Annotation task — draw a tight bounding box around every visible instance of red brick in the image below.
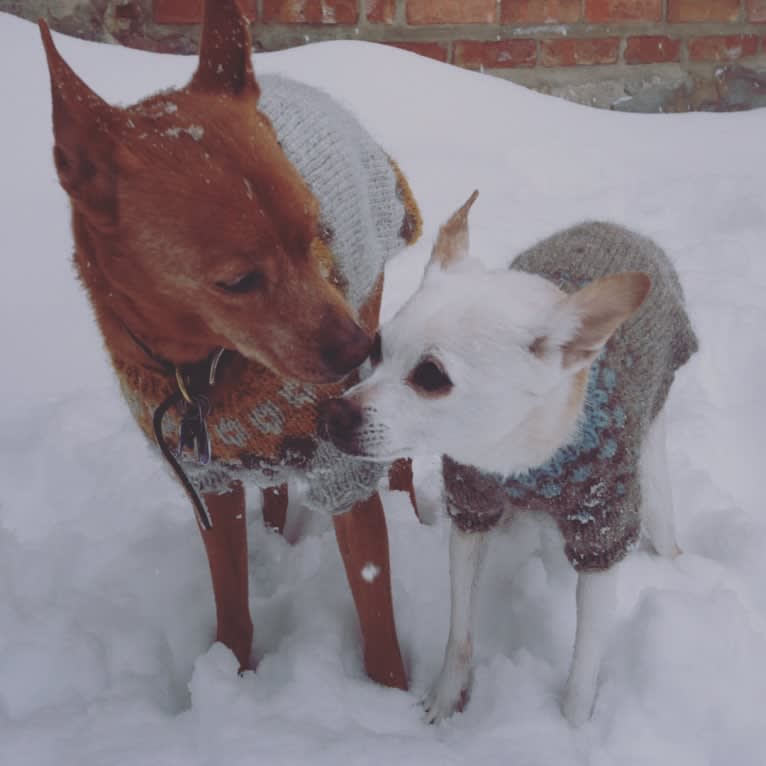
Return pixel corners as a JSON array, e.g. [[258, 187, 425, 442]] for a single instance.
[[114, 1, 141, 22], [688, 35, 759, 61], [667, 0, 740, 22], [624, 36, 681, 63], [262, 0, 358, 24], [406, 0, 496, 24], [541, 37, 619, 66], [747, 0, 766, 22], [386, 41, 449, 62], [585, 0, 661, 22], [154, 0, 202, 24], [155, 0, 257, 24], [366, 0, 396, 23], [500, 0, 581, 23], [454, 39, 537, 68]]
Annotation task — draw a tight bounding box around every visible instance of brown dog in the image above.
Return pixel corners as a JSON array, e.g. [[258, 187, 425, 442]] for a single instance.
[[39, 0, 421, 690]]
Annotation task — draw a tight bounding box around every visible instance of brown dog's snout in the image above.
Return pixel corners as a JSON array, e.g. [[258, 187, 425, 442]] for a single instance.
[[319, 312, 371, 377], [319, 397, 362, 452]]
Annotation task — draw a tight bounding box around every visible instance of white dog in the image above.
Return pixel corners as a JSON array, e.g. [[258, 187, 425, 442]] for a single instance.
[[321, 191, 698, 725]]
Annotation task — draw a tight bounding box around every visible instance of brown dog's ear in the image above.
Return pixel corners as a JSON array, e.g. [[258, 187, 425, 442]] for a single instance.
[[189, 0, 258, 97], [39, 20, 121, 230], [429, 190, 479, 271], [561, 272, 651, 368]]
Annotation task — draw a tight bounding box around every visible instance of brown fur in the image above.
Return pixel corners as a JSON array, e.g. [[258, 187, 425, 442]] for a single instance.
[[40, 0, 419, 688], [430, 190, 478, 269], [561, 272, 651, 369]]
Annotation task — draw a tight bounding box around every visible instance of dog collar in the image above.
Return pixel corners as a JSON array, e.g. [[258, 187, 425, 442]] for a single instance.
[[121, 322, 229, 531]]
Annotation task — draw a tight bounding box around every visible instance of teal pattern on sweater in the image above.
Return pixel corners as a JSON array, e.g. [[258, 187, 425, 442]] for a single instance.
[[504, 353, 623, 504]]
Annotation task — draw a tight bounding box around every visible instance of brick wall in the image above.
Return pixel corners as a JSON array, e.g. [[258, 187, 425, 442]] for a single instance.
[[5, 1, 766, 110]]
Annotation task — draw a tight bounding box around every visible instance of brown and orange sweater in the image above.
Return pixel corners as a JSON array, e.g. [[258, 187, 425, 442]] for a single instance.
[[115, 74, 421, 513]]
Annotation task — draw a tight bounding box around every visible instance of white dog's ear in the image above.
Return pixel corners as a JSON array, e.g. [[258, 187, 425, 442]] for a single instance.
[[558, 272, 651, 369], [428, 190, 479, 271]]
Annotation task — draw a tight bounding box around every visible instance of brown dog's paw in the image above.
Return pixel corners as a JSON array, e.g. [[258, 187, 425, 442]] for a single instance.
[[364, 644, 408, 691], [216, 622, 254, 674]]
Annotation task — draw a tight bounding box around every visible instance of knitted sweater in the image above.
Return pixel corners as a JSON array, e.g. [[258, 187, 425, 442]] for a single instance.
[[444, 222, 698, 571], [259, 75, 420, 312], [116, 75, 421, 514]]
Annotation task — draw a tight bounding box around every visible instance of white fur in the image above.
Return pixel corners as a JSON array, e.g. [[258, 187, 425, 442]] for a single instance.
[[334, 196, 679, 725], [422, 526, 487, 723], [562, 566, 619, 725], [639, 410, 682, 558], [343, 264, 582, 474]]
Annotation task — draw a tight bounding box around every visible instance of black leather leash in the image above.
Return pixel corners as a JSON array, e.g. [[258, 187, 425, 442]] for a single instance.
[[153, 388, 213, 530], [123, 323, 225, 531]]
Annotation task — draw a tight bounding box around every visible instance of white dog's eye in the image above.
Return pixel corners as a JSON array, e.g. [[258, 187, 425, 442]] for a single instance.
[[408, 358, 453, 396], [369, 332, 382, 366]]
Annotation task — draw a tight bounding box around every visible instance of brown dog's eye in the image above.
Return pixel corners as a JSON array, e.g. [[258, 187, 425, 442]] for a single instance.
[[216, 270, 265, 294], [369, 333, 382, 366], [409, 358, 453, 395]]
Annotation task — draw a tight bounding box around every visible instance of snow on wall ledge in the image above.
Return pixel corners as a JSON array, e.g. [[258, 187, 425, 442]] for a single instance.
[[3, 0, 766, 111], [1, 13, 766, 766]]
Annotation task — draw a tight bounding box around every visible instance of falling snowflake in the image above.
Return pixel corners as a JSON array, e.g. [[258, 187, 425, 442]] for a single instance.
[[361, 563, 380, 583]]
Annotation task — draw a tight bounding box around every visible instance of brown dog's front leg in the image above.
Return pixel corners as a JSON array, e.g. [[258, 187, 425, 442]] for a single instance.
[[200, 481, 253, 671], [334, 492, 407, 690], [262, 483, 288, 535], [388, 458, 420, 521]]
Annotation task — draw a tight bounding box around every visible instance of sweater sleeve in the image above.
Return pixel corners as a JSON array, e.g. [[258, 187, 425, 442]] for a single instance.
[[301, 440, 386, 515]]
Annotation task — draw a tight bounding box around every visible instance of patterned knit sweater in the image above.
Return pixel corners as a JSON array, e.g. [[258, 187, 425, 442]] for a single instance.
[[116, 75, 421, 513], [444, 222, 698, 571]]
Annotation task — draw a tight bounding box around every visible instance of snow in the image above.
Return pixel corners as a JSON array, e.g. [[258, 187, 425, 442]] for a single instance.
[[162, 125, 204, 141], [1, 12, 766, 765], [361, 563, 381, 584]]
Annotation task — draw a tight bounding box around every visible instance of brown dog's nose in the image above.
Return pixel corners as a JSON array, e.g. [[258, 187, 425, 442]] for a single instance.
[[318, 398, 362, 452], [319, 312, 371, 377]]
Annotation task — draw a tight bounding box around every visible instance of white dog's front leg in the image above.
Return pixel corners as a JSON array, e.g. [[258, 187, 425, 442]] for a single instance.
[[639, 408, 682, 558], [562, 566, 618, 726], [423, 524, 488, 724]]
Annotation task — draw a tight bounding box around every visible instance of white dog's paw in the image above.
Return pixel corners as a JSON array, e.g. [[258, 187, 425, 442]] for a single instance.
[[421, 666, 472, 724], [561, 682, 594, 727]]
